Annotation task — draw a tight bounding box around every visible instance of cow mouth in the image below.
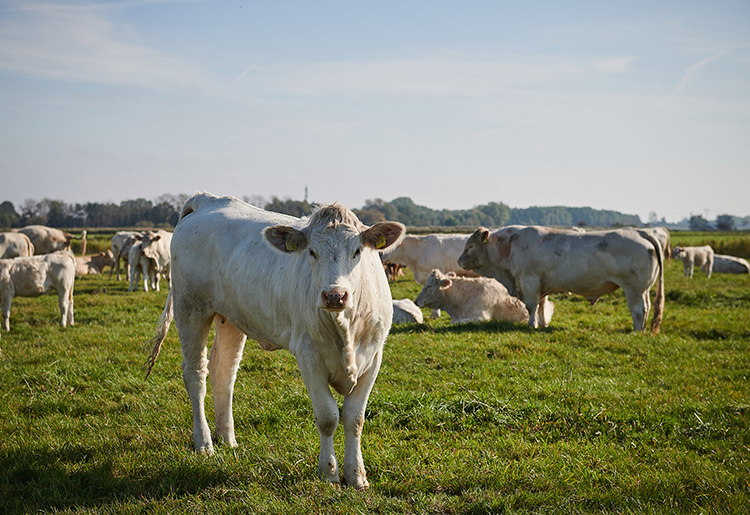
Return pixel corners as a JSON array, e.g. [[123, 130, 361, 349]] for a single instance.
[[320, 290, 349, 311]]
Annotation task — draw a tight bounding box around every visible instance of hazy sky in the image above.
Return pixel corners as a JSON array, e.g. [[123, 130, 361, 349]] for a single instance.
[[1, 0, 748, 223]]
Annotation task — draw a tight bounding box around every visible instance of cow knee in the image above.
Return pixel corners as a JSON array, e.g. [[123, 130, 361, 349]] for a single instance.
[[315, 409, 339, 438]]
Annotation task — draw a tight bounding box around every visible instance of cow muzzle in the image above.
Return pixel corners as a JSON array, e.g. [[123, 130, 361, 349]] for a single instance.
[[321, 289, 349, 311]]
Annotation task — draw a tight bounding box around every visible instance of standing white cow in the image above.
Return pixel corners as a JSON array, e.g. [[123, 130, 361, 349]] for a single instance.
[[0, 250, 76, 332], [415, 269, 551, 324], [139, 230, 172, 291], [458, 226, 664, 333], [128, 242, 158, 292], [17, 225, 82, 255], [382, 233, 478, 285], [0, 232, 34, 258], [672, 245, 714, 278], [110, 231, 143, 281], [145, 193, 404, 489]]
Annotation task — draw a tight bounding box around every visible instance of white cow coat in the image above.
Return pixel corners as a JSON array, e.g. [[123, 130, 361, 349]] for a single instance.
[[146, 193, 404, 490], [672, 245, 714, 278], [0, 232, 34, 258], [0, 250, 75, 332]]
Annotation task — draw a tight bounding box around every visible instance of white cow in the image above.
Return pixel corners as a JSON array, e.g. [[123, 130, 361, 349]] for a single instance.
[[110, 231, 143, 281], [128, 242, 158, 291], [145, 193, 404, 489], [672, 245, 714, 278], [75, 249, 116, 276], [392, 298, 424, 324], [17, 225, 81, 255], [139, 230, 172, 291], [382, 233, 478, 285], [0, 232, 34, 258], [415, 269, 553, 324], [458, 226, 664, 333], [640, 227, 671, 260], [0, 250, 76, 332], [712, 254, 750, 274]]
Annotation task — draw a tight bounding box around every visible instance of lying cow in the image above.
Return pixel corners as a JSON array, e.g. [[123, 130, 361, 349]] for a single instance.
[[0, 250, 76, 332], [672, 245, 714, 278], [128, 242, 158, 292], [712, 254, 750, 274], [392, 298, 424, 324], [415, 269, 553, 324], [139, 230, 172, 291], [0, 232, 34, 258], [75, 249, 116, 276], [458, 226, 664, 333], [110, 231, 143, 281], [145, 193, 404, 489]]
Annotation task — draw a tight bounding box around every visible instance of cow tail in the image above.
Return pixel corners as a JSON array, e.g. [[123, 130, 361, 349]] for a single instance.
[[144, 287, 175, 379], [639, 230, 664, 334]]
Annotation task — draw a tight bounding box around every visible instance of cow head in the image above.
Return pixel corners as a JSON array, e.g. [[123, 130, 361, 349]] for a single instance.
[[264, 205, 405, 312], [415, 269, 454, 309], [458, 227, 492, 271], [140, 231, 162, 260]]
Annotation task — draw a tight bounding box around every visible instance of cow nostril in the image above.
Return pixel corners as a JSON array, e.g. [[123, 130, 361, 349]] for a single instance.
[[322, 290, 348, 307]]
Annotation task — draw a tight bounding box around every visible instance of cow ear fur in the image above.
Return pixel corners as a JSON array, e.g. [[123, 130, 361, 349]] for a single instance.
[[439, 278, 452, 289], [264, 226, 308, 253], [362, 222, 405, 251]]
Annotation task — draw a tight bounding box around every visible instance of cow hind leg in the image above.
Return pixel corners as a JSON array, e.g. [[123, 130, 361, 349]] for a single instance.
[[177, 309, 215, 454], [208, 316, 247, 447], [57, 288, 72, 327], [2, 295, 12, 332]]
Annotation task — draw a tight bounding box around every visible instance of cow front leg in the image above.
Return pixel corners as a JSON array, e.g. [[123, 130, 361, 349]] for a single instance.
[[296, 348, 340, 485], [342, 348, 382, 490], [177, 311, 215, 454], [1, 294, 12, 332], [208, 316, 247, 447], [518, 277, 541, 328], [624, 288, 649, 332], [536, 295, 550, 328]]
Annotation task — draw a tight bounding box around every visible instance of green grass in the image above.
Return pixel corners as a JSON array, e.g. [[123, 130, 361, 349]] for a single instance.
[[1, 245, 749, 514]]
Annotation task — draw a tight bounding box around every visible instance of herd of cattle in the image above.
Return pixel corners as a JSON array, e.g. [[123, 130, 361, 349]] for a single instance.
[[2, 194, 749, 489]]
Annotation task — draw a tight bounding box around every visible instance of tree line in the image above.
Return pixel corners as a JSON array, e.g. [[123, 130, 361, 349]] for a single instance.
[[0, 194, 745, 231]]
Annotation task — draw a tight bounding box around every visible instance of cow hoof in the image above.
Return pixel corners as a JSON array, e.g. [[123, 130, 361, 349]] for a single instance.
[[347, 476, 369, 491]]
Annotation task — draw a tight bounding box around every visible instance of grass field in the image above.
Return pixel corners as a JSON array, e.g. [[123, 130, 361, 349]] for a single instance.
[[1, 233, 749, 514]]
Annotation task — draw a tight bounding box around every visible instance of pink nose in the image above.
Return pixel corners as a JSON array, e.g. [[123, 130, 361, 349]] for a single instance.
[[321, 290, 349, 310]]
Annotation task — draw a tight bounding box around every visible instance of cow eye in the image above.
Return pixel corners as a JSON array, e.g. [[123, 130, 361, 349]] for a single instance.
[[353, 247, 362, 258], [309, 249, 318, 259]]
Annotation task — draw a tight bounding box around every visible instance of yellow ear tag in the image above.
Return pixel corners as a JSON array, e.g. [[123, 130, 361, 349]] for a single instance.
[[285, 238, 297, 252], [376, 234, 387, 249]]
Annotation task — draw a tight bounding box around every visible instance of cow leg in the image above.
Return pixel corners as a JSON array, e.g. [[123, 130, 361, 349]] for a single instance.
[[208, 315, 246, 447], [624, 288, 649, 332], [296, 346, 341, 485], [67, 287, 74, 327], [688, 261, 694, 278], [56, 288, 71, 327], [518, 277, 541, 328], [342, 348, 382, 490], [1, 294, 12, 332], [536, 295, 550, 328], [177, 308, 215, 454]]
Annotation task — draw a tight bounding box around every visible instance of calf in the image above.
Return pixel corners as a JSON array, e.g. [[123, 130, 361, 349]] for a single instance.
[[110, 231, 143, 281], [672, 245, 714, 278], [128, 242, 158, 292], [415, 269, 553, 324], [75, 249, 116, 276], [145, 193, 404, 489], [139, 230, 172, 290], [0, 250, 76, 332]]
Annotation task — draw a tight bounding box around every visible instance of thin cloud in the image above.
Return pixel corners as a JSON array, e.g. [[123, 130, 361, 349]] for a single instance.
[[671, 49, 731, 95]]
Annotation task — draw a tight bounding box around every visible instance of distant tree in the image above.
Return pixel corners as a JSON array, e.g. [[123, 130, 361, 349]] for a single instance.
[[715, 214, 735, 231], [0, 201, 19, 228], [689, 215, 711, 231]]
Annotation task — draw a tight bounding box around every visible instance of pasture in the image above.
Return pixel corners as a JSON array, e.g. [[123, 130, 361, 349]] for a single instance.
[[1, 232, 749, 514]]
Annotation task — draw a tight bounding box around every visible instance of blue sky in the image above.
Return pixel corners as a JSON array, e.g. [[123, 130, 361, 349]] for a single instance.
[[1, 0, 748, 223]]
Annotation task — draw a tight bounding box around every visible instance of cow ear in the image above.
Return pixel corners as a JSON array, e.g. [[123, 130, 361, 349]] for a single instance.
[[481, 229, 490, 244], [363, 222, 405, 251], [439, 278, 452, 289], [263, 226, 308, 253], [150, 235, 162, 242]]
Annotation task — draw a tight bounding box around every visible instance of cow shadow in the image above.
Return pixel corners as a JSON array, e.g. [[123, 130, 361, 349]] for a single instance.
[[389, 319, 560, 335]]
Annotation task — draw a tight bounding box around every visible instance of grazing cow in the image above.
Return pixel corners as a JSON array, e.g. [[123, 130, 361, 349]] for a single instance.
[[0, 232, 34, 258], [139, 230, 172, 291], [415, 269, 553, 324], [458, 226, 664, 333], [17, 225, 81, 255], [145, 193, 404, 489], [672, 245, 714, 278], [392, 298, 424, 324], [75, 249, 116, 276], [0, 250, 76, 332], [128, 242, 158, 291], [712, 254, 750, 274], [110, 231, 143, 281]]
